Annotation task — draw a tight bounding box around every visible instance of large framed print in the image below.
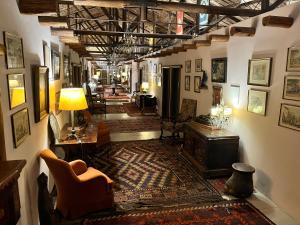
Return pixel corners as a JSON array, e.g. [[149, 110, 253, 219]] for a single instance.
[[11, 108, 30, 148], [32, 66, 49, 123], [195, 59, 202, 72], [247, 89, 268, 116], [185, 60, 191, 73], [287, 47, 300, 72], [248, 58, 272, 86], [283, 75, 300, 101], [52, 49, 60, 80], [194, 76, 201, 93], [185, 75, 190, 91], [3, 32, 25, 69], [279, 104, 300, 131], [7, 73, 26, 109], [211, 58, 227, 83], [212, 85, 222, 106]]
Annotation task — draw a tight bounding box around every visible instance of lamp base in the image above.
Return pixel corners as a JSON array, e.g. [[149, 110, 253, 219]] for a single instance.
[[65, 130, 78, 140]]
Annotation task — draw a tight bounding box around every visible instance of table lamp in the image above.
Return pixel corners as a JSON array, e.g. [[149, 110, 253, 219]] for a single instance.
[[59, 88, 88, 139], [141, 82, 149, 93]]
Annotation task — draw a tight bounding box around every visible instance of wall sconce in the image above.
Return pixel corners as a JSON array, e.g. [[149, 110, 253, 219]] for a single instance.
[[210, 103, 233, 128], [141, 82, 149, 93]]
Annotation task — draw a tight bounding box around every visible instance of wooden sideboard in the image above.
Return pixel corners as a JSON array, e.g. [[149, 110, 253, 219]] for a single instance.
[[0, 160, 26, 225], [183, 122, 239, 178]]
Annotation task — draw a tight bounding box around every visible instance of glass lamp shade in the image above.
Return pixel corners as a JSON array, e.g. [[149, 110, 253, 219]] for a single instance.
[[59, 88, 88, 111]]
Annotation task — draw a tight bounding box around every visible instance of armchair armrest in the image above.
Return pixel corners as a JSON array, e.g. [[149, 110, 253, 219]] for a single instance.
[[69, 160, 87, 175], [77, 167, 113, 188]]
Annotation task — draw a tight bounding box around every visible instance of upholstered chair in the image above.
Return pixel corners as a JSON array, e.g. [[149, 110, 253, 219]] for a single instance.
[[160, 98, 197, 139], [40, 149, 114, 219]]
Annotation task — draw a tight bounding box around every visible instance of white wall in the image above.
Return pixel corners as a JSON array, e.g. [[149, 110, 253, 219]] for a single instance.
[[142, 2, 300, 220], [0, 0, 79, 224]]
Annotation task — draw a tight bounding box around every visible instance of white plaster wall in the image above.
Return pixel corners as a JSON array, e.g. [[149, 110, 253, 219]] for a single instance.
[[142, 2, 300, 220], [0, 0, 78, 224]]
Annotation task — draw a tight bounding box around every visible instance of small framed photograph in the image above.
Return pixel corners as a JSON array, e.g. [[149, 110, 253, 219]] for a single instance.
[[3, 32, 25, 69], [195, 59, 202, 72], [185, 60, 191, 73], [212, 85, 222, 106], [211, 58, 227, 83], [247, 89, 268, 116], [279, 103, 300, 131], [283, 75, 300, 101], [43, 43, 52, 80], [248, 58, 272, 86], [32, 66, 49, 123], [194, 76, 201, 93], [11, 108, 30, 148], [185, 76, 190, 91], [52, 49, 60, 80], [287, 47, 300, 72], [7, 73, 26, 109]]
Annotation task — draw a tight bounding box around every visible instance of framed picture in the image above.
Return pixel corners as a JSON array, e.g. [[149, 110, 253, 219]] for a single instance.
[[195, 59, 202, 72], [63, 55, 70, 79], [185, 60, 191, 73], [11, 108, 30, 148], [248, 58, 272, 86], [212, 85, 222, 106], [287, 47, 300, 72], [55, 91, 61, 115], [247, 89, 268, 116], [283, 75, 300, 101], [43, 43, 52, 79], [153, 63, 157, 74], [158, 63, 162, 74], [32, 66, 49, 123], [185, 76, 190, 91], [194, 76, 201, 93], [52, 49, 60, 80], [279, 103, 300, 131], [7, 73, 26, 109], [200, 71, 208, 89], [3, 32, 25, 69], [211, 58, 227, 83]]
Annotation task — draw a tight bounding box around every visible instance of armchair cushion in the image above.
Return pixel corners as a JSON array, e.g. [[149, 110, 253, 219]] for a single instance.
[[69, 160, 87, 175]]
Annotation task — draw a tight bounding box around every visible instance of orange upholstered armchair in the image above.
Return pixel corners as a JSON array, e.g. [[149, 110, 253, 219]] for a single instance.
[[40, 149, 114, 219]]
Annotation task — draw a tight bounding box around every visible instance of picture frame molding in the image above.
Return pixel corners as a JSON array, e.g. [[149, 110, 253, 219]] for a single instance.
[[185, 75, 190, 91], [247, 89, 268, 116], [185, 60, 191, 73], [7, 73, 27, 110], [247, 57, 272, 87], [286, 46, 300, 72], [11, 107, 30, 148], [211, 57, 227, 83], [195, 58, 202, 72], [51, 48, 60, 80], [194, 76, 201, 93], [3, 32, 25, 69], [283, 75, 300, 101], [278, 103, 300, 132]]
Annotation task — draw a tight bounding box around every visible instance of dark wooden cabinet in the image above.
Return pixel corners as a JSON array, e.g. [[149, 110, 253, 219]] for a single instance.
[[0, 160, 26, 225], [183, 122, 239, 178]]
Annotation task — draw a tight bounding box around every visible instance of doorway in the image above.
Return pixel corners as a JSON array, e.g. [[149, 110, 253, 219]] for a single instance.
[[161, 66, 181, 120]]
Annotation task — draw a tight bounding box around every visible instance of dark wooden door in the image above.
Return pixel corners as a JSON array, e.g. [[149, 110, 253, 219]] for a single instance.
[[162, 67, 170, 119], [170, 67, 181, 120]]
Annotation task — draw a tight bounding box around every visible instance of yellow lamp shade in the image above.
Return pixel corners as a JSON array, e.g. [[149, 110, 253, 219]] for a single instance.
[[59, 88, 88, 111], [141, 82, 149, 92], [11, 87, 25, 108]]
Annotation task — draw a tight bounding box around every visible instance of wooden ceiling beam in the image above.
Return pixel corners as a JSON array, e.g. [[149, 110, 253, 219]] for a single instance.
[[230, 26, 256, 36], [262, 16, 294, 28], [17, 0, 57, 14], [59, 36, 80, 43], [51, 28, 74, 37], [85, 43, 164, 48], [182, 43, 197, 50], [73, 0, 261, 17], [38, 16, 68, 28], [74, 29, 193, 39], [88, 51, 145, 55]]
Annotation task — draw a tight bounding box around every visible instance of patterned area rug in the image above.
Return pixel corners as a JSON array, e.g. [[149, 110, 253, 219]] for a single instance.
[[106, 105, 126, 114], [83, 200, 275, 225], [103, 117, 161, 133], [123, 102, 157, 117], [88, 140, 222, 210]]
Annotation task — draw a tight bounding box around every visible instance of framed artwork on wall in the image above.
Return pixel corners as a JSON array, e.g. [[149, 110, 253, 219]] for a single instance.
[[194, 76, 201, 93], [212, 85, 222, 106], [55, 91, 61, 115], [287, 47, 300, 72], [283, 75, 300, 101], [200, 71, 208, 89], [43, 43, 52, 80], [247, 89, 268, 116], [158, 63, 162, 74], [7, 73, 26, 109], [153, 63, 157, 74], [32, 66, 49, 123], [185, 75, 190, 91], [211, 58, 227, 83], [195, 59, 202, 72], [51, 49, 60, 80], [279, 103, 300, 132], [3, 32, 25, 69], [248, 58, 272, 86], [11, 108, 30, 148], [185, 60, 191, 73], [63, 55, 70, 80]]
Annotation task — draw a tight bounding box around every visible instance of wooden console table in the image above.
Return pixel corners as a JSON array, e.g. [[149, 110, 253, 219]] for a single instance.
[[0, 160, 26, 225], [183, 122, 239, 178]]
